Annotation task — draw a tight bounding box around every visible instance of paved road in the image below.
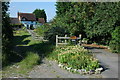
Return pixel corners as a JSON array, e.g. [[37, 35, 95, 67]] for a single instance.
[[86, 47, 119, 78]]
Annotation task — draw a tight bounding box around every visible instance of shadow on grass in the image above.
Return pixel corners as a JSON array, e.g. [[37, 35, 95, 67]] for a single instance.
[[3, 33, 55, 67], [12, 35, 31, 46]]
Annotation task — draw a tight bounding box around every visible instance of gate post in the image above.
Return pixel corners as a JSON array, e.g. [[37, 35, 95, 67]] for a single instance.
[[65, 34, 67, 43], [79, 34, 81, 39], [79, 34, 82, 45], [56, 35, 58, 47]]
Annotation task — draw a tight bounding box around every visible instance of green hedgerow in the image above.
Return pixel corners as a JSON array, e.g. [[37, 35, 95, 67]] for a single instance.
[[109, 26, 120, 53]]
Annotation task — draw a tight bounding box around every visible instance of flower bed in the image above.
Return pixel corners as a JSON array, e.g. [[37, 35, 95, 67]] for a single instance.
[[54, 45, 102, 74]]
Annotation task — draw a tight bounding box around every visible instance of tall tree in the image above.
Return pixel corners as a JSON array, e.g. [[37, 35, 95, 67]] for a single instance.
[[33, 9, 47, 22], [84, 2, 120, 44], [55, 2, 92, 36], [2, 2, 13, 66], [55, 2, 120, 44], [55, 2, 72, 17]]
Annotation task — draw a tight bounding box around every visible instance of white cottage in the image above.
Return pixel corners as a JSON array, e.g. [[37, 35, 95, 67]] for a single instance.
[[18, 12, 37, 29]]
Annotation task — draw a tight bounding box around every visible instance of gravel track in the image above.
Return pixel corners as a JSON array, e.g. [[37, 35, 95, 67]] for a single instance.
[[28, 58, 102, 78]]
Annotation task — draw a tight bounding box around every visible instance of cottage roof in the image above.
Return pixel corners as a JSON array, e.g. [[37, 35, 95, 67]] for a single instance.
[[10, 18, 21, 25], [38, 18, 45, 24], [18, 12, 36, 21]]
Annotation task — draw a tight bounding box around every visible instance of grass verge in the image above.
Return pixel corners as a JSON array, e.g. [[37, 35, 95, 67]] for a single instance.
[[2, 29, 40, 78]]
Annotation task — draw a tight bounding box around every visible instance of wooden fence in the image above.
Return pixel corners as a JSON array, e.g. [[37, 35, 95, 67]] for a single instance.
[[56, 34, 82, 47]]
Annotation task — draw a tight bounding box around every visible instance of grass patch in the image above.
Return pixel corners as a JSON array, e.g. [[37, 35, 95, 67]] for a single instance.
[[17, 52, 40, 74], [2, 52, 40, 77], [2, 29, 41, 77]]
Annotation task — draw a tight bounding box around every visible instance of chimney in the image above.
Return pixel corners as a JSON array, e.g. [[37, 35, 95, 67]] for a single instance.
[[18, 11, 19, 18], [18, 11, 21, 21]]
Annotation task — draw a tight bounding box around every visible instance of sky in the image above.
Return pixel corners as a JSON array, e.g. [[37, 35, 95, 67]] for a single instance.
[[9, 2, 57, 22]]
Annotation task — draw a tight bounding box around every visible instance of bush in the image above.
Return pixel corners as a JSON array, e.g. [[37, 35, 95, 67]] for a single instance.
[[34, 24, 50, 36], [34, 26, 45, 36], [44, 26, 69, 43], [10, 24, 22, 30], [52, 45, 100, 71], [109, 26, 120, 53]]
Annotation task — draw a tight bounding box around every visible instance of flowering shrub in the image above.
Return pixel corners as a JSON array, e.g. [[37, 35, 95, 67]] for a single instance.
[[56, 46, 100, 71]]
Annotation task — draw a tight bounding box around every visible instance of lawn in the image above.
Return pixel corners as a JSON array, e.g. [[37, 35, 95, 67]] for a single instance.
[[2, 29, 41, 77]]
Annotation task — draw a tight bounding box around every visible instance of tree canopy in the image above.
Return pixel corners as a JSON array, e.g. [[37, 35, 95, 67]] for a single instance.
[[33, 9, 47, 22], [54, 2, 120, 44], [2, 2, 13, 66]]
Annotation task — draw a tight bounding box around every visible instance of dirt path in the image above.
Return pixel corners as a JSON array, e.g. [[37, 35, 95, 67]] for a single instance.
[[28, 58, 102, 78], [27, 29, 44, 41]]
